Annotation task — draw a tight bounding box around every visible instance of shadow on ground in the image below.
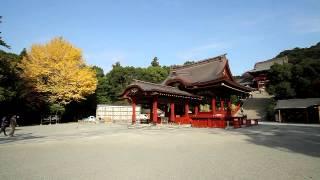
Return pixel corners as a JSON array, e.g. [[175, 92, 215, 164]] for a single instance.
[[0, 132, 45, 145], [230, 124, 320, 157]]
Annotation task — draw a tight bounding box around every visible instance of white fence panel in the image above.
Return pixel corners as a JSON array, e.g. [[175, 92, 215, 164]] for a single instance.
[[96, 104, 141, 124]]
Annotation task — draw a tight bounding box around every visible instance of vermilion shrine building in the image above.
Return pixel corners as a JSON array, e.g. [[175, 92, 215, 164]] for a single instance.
[[247, 56, 288, 89], [121, 54, 252, 128]]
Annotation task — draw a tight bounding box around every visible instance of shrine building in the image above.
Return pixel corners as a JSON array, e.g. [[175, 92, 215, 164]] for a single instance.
[[247, 56, 288, 89], [120, 54, 252, 128]]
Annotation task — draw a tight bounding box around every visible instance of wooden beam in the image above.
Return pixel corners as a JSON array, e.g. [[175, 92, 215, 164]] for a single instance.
[[152, 96, 158, 124], [170, 102, 175, 122], [194, 105, 199, 115], [221, 99, 225, 112], [278, 110, 282, 123], [185, 101, 189, 117], [211, 98, 216, 114], [132, 97, 136, 124]]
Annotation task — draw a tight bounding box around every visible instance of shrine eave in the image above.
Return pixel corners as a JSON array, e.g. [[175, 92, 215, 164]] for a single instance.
[[120, 80, 202, 100]]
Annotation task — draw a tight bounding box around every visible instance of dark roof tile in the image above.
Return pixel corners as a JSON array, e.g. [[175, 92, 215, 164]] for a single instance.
[[249, 56, 288, 73], [163, 54, 228, 85], [125, 80, 200, 97], [275, 98, 320, 109]]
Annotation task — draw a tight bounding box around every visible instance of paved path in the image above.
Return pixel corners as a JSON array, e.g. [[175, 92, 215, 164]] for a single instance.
[[0, 123, 319, 180]]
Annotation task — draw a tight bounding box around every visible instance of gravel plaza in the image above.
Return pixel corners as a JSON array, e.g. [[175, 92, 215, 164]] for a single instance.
[[0, 122, 320, 180]]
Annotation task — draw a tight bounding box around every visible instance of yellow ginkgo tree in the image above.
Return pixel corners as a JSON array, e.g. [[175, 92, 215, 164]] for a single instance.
[[20, 37, 97, 109]]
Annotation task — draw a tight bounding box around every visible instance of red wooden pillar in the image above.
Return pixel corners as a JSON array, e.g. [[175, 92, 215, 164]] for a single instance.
[[170, 102, 175, 122], [184, 101, 190, 124], [152, 96, 158, 124], [184, 101, 189, 117], [194, 105, 199, 115], [221, 99, 225, 112], [131, 97, 136, 124], [211, 98, 216, 114]]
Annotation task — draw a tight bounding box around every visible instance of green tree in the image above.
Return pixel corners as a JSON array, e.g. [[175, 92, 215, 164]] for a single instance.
[[19, 48, 27, 59], [92, 66, 104, 78], [0, 49, 44, 122], [141, 66, 169, 83], [267, 63, 295, 99], [112, 61, 121, 68], [0, 50, 19, 103], [105, 65, 139, 102], [95, 76, 110, 104], [0, 16, 10, 49], [49, 103, 65, 116], [230, 95, 239, 105], [99, 61, 170, 103], [91, 66, 111, 104], [183, 60, 195, 65], [267, 42, 320, 99], [151, 57, 160, 67]]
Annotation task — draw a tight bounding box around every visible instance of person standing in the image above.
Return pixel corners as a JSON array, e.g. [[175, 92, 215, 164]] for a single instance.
[[9, 115, 17, 137], [0, 116, 9, 136]]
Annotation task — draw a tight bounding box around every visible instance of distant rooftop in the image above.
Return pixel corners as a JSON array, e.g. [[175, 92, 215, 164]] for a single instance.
[[275, 98, 320, 109], [249, 56, 288, 73]]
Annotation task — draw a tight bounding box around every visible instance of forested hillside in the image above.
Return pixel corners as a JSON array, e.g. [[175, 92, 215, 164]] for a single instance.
[[267, 42, 320, 99]]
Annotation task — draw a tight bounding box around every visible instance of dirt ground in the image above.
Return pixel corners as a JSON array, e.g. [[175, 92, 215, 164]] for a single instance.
[[0, 122, 319, 180]]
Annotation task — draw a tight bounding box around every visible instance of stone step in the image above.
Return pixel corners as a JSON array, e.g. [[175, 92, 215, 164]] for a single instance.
[[235, 90, 273, 120]]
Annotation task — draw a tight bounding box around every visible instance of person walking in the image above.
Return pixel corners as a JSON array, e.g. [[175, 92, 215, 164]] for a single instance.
[[9, 115, 17, 137], [0, 116, 9, 136]]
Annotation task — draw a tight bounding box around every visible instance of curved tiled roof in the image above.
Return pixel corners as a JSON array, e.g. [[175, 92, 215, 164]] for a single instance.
[[121, 80, 201, 98], [275, 98, 320, 109], [249, 56, 288, 73], [163, 54, 229, 85]]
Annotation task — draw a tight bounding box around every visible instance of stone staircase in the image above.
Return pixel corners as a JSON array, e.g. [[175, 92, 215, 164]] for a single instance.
[[235, 90, 273, 120]]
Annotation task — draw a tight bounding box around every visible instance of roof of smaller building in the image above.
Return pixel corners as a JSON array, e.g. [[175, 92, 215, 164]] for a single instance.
[[249, 56, 288, 73], [274, 98, 320, 109], [121, 79, 201, 98]]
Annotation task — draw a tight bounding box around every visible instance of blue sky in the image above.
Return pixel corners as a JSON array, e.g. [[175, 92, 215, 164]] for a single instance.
[[1, 0, 320, 75]]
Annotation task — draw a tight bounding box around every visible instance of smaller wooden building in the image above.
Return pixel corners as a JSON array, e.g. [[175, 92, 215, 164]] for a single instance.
[[274, 98, 320, 123]]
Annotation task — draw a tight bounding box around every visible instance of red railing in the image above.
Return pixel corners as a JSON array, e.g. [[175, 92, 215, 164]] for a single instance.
[[175, 116, 192, 124], [191, 116, 226, 128], [169, 103, 243, 128]]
